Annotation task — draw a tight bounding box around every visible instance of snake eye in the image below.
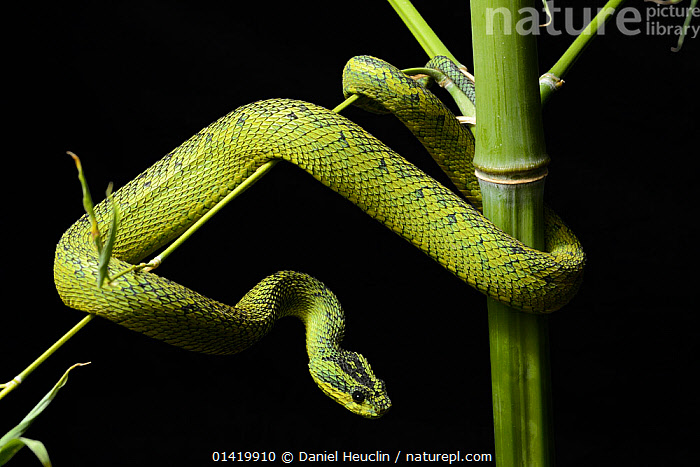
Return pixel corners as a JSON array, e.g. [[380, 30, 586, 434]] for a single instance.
[[351, 390, 365, 403]]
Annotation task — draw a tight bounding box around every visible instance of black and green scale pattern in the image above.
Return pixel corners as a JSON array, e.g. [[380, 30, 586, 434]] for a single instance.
[[54, 55, 584, 418]]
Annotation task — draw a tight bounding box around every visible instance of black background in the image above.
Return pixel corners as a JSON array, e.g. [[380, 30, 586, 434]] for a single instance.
[[4, 1, 698, 465]]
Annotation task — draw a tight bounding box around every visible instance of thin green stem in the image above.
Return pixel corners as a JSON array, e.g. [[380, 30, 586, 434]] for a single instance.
[[671, 0, 697, 52], [0, 315, 94, 401], [402, 67, 476, 119], [332, 94, 360, 113], [149, 95, 358, 270], [144, 160, 278, 271], [548, 0, 627, 77], [386, 0, 459, 63], [401, 67, 445, 80], [541, 0, 628, 103]]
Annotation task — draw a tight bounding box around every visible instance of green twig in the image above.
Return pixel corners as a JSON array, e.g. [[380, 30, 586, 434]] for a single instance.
[[333, 94, 360, 113], [386, 0, 460, 63], [645, 0, 697, 51], [0, 315, 94, 401], [671, 0, 698, 51], [547, 0, 628, 77], [402, 67, 476, 119], [140, 160, 278, 273], [541, 0, 629, 103], [130, 96, 356, 276]]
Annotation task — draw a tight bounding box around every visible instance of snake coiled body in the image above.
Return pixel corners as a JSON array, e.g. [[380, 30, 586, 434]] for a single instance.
[[54, 56, 584, 418]]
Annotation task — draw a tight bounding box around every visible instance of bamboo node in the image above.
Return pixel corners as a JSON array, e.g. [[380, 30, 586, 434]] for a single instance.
[[540, 73, 565, 91], [456, 115, 476, 127], [475, 168, 548, 185], [458, 66, 475, 82], [143, 256, 162, 272]]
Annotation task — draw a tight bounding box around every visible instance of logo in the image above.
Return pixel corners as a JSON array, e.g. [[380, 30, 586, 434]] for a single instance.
[[483, 0, 698, 51]]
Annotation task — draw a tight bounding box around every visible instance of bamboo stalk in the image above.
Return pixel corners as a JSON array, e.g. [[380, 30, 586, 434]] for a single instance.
[[470, 1, 552, 465]]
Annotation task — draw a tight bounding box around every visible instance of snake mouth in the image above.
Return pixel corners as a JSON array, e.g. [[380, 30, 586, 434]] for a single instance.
[[367, 405, 391, 419], [354, 397, 392, 419], [355, 407, 389, 419]]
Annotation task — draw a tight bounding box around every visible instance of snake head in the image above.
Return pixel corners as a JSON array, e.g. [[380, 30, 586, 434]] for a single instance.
[[308, 350, 391, 419]]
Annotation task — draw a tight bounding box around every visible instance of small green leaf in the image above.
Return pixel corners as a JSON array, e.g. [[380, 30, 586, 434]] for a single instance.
[[0, 438, 26, 466], [671, 0, 697, 52], [67, 152, 120, 287], [67, 152, 103, 254], [0, 363, 89, 466], [0, 438, 51, 467], [18, 438, 51, 467], [97, 182, 120, 288]]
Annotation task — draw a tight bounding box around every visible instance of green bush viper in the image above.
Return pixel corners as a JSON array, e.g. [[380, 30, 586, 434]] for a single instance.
[[54, 55, 585, 419]]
